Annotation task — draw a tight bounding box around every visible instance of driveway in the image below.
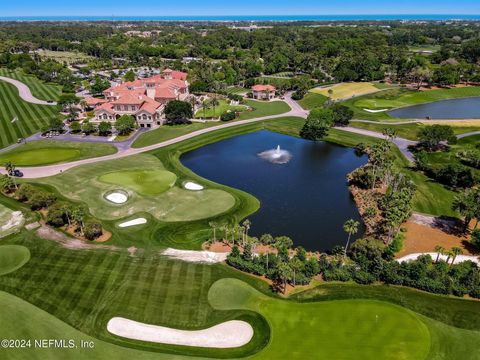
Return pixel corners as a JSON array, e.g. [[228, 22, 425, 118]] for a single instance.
[[0, 76, 57, 105]]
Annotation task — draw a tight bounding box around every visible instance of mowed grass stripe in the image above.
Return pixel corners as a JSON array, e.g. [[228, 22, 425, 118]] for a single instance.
[[142, 259, 170, 320], [0, 82, 20, 145], [2, 81, 37, 135]]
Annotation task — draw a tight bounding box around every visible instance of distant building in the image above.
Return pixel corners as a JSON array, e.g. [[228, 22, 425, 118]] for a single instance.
[[90, 69, 189, 128], [252, 84, 276, 101]]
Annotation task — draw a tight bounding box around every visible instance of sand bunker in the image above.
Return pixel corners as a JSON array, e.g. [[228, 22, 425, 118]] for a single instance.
[[107, 317, 253, 348], [397, 253, 480, 265], [162, 248, 228, 263], [363, 108, 389, 113], [184, 181, 204, 191], [1, 211, 24, 232], [105, 191, 128, 204], [118, 218, 147, 228]]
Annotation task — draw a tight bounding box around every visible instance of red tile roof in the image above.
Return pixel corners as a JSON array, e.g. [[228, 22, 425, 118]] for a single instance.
[[252, 84, 276, 92], [84, 97, 107, 106]]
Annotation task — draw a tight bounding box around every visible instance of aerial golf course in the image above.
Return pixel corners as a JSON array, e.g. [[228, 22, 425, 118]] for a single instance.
[[2, 76, 480, 359]]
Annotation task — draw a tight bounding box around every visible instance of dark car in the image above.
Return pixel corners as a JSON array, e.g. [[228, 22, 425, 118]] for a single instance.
[[11, 169, 24, 177]]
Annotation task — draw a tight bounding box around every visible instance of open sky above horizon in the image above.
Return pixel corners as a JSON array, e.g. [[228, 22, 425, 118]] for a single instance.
[[2, 0, 480, 17]]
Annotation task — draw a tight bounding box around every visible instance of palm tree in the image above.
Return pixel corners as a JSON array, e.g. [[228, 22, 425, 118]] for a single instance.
[[209, 221, 218, 243], [445, 250, 454, 265], [72, 207, 85, 235], [343, 219, 360, 258], [434, 245, 445, 263], [0, 175, 15, 193], [242, 219, 251, 247], [290, 257, 303, 287], [452, 189, 476, 232], [277, 262, 293, 294], [4, 162, 17, 189], [451, 247, 463, 265]]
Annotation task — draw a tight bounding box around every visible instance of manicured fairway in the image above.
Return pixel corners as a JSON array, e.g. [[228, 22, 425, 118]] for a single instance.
[[0, 245, 30, 275], [237, 100, 290, 120], [210, 278, 430, 360], [311, 82, 382, 100], [0, 70, 61, 149], [99, 169, 177, 195], [0, 141, 118, 166], [38, 154, 235, 222], [298, 92, 328, 110]]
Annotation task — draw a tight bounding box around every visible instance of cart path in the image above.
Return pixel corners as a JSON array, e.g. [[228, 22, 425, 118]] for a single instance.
[[0, 76, 57, 105]]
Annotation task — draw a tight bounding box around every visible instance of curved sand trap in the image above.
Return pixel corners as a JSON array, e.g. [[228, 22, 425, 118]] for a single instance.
[[1, 211, 24, 232], [118, 218, 147, 228], [105, 191, 128, 204], [184, 181, 204, 191], [162, 248, 228, 263], [363, 108, 389, 113], [107, 317, 253, 348]]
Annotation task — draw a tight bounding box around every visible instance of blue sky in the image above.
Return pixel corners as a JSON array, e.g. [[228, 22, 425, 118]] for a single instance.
[[2, 0, 480, 17]]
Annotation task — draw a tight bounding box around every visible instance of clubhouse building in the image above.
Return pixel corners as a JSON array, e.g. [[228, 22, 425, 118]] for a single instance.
[[252, 84, 276, 101], [90, 69, 189, 128]]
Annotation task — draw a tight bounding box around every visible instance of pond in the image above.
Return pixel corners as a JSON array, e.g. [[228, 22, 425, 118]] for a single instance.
[[389, 97, 480, 119], [181, 130, 367, 251]]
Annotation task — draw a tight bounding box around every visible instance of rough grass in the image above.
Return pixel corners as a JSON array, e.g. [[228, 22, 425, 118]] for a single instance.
[[36, 49, 94, 65], [36, 154, 235, 223], [311, 82, 382, 100], [99, 169, 177, 196], [0, 80, 60, 149], [0, 141, 117, 166], [0, 245, 30, 275]]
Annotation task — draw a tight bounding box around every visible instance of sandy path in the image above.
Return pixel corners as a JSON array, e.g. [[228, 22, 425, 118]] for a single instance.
[[397, 253, 479, 265], [107, 317, 253, 348], [0, 76, 57, 105], [162, 248, 229, 263]]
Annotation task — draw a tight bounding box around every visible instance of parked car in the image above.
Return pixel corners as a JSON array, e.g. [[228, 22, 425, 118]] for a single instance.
[[17, 138, 24, 143], [10, 169, 23, 177]]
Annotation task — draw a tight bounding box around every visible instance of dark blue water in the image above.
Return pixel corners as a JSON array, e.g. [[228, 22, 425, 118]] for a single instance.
[[2, 15, 480, 21], [389, 97, 480, 119], [181, 130, 367, 251]]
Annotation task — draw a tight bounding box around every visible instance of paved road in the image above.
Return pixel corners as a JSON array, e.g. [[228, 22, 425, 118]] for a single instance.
[[0, 76, 57, 105], [334, 126, 417, 162], [352, 119, 480, 125], [457, 130, 480, 139]]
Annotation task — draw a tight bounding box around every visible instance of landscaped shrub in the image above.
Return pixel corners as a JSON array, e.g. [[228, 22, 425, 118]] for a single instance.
[[435, 164, 475, 188], [220, 111, 236, 122], [349, 167, 373, 189], [46, 202, 68, 227], [16, 184, 35, 202], [471, 229, 480, 249], [291, 90, 306, 100], [28, 192, 56, 210], [84, 220, 103, 240], [226, 255, 265, 276]]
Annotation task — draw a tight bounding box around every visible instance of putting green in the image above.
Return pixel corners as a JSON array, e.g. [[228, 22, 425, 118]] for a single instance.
[[210, 279, 431, 360], [99, 169, 177, 196], [0, 148, 80, 166], [0, 245, 30, 276], [0, 141, 117, 166], [38, 154, 235, 222]]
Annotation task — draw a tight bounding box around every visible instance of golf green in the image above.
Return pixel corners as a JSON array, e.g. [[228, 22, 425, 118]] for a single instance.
[[0, 245, 30, 276], [210, 279, 431, 360], [99, 169, 177, 195], [0, 148, 80, 166]]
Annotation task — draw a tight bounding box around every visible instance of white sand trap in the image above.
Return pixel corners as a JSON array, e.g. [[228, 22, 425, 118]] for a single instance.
[[184, 181, 204, 191], [107, 317, 253, 348], [105, 192, 128, 204], [162, 248, 228, 263], [397, 253, 480, 265], [363, 108, 389, 113], [1, 211, 24, 232], [118, 218, 147, 228]]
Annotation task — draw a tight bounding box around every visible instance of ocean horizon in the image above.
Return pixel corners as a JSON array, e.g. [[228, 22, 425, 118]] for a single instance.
[[1, 14, 480, 21]]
